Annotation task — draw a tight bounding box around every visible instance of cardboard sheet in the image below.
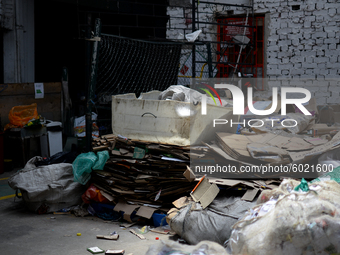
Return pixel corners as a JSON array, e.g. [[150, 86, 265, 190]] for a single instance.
[[114, 202, 140, 222], [290, 131, 340, 162], [136, 206, 157, 219], [190, 178, 220, 209], [241, 188, 259, 201]]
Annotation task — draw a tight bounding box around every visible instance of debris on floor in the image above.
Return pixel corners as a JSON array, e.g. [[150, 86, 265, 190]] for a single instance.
[[105, 250, 125, 255], [145, 240, 229, 255], [87, 246, 104, 254], [129, 229, 146, 240], [8, 86, 340, 255], [96, 233, 119, 240]]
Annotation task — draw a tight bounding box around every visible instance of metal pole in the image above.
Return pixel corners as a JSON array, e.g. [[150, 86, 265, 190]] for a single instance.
[[233, 9, 249, 76], [86, 18, 102, 152], [85, 13, 92, 152], [192, 0, 196, 79], [207, 42, 213, 78]]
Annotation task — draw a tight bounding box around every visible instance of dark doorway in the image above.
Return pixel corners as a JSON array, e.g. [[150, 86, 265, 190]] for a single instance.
[[35, 0, 169, 103], [35, 0, 83, 99]]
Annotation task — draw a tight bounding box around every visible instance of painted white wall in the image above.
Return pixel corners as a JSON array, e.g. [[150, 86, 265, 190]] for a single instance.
[[167, 0, 340, 104]]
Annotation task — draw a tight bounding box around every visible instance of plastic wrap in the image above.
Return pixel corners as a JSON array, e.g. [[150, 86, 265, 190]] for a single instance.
[[34, 151, 78, 167], [185, 30, 202, 42], [229, 179, 340, 255], [158, 85, 232, 107], [8, 103, 38, 127], [145, 240, 229, 255], [318, 147, 340, 168], [74, 112, 99, 138], [81, 184, 109, 204]]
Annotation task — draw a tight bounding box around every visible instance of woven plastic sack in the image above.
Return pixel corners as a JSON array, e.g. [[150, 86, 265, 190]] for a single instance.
[[8, 103, 38, 127], [72, 151, 109, 185], [229, 179, 340, 255], [8, 156, 84, 213], [168, 196, 256, 245]]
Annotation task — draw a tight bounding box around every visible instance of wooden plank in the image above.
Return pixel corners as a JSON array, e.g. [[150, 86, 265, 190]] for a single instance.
[[0, 82, 61, 96]]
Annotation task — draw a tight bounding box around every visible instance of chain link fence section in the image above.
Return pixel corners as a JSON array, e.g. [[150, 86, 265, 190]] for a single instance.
[[178, 44, 218, 86], [95, 34, 183, 104]]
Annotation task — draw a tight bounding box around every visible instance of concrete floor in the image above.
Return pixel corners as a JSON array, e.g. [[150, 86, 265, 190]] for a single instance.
[[0, 170, 173, 255]]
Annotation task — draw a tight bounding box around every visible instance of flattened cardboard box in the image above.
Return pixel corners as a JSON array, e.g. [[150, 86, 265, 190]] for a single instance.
[[136, 206, 157, 219], [183, 166, 196, 182], [114, 202, 158, 222], [190, 177, 219, 209], [113, 203, 140, 222], [241, 188, 259, 201], [290, 131, 340, 162]]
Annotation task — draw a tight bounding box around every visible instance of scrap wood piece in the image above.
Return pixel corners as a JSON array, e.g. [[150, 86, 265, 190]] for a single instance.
[[93, 145, 109, 151], [129, 229, 146, 240], [96, 234, 119, 240], [241, 188, 260, 202], [102, 134, 116, 139], [150, 226, 174, 235]]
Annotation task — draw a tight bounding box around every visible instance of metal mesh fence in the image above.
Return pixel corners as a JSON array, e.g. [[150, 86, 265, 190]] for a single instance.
[[95, 34, 183, 104], [177, 44, 217, 86]]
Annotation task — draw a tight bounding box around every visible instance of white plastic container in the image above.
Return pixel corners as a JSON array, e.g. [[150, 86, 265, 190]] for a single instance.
[[43, 121, 63, 157], [111, 92, 237, 146]]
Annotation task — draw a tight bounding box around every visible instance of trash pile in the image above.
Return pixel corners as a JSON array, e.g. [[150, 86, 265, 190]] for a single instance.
[[82, 89, 340, 230], [228, 178, 340, 255], [75, 133, 279, 231], [213, 127, 340, 167], [90, 134, 196, 206], [72, 134, 202, 223], [9, 84, 340, 254]]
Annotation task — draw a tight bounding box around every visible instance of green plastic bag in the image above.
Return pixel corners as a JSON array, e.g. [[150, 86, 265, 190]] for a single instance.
[[72, 151, 109, 185], [93, 151, 109, 170]]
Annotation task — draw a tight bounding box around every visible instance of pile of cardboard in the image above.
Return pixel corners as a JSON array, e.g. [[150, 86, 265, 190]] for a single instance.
[[86, 98, 340, 222], [215, 130, 332, 164], [90, 135, 199, 218], [89, 134, 279, 222], [207, 100, 340, 176]]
